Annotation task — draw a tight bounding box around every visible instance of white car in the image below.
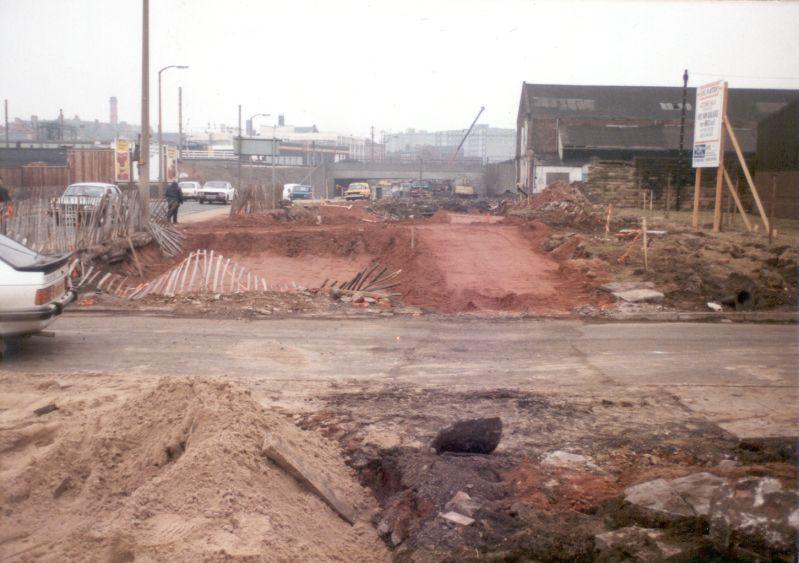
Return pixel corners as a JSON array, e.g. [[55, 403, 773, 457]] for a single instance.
[[198, 181, 235, 204], [179, 181, 202, 200], [0, 235, 76, 354], [54, 182, 122, 225]]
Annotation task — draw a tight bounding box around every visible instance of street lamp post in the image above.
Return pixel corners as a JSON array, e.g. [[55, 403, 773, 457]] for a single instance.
[[157, 64, 188, 194], [247, 113, 270, 137]]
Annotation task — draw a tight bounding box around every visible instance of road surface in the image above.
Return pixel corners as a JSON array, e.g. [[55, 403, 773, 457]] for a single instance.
[[3, 314, 796, 439]]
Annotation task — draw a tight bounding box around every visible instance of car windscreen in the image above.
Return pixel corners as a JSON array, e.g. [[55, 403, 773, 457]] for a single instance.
[[204, 182, 229, 189], [64, 185, 106, 197], [179, 182, 196, 188], [294, 186, 311, 192]]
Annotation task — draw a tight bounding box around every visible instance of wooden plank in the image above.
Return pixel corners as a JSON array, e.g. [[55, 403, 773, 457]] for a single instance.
[[712, 83, 728, 233], [692, 168, 702, 228], [263, 435, 358, 526], [722, 168, 753, 232], [723, 115, 769, 231]]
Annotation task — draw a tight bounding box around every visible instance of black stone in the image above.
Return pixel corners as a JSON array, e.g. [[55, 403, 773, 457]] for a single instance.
[[431, 417, 502, 454]]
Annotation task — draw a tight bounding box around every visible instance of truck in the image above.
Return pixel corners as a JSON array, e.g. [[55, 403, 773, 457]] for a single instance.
[[344, 182, 371, 201], [453, 178, 477, 198]]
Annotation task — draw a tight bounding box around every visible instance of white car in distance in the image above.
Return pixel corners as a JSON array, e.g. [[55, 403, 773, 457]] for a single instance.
[[198, 181, 235, 204], [178, 181, 202, 200], [0, 235, 76, 356]]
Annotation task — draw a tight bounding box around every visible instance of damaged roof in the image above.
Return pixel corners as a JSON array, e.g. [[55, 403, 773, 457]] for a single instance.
[[520, 83, 799, 125], [560, 124, 757, 153]]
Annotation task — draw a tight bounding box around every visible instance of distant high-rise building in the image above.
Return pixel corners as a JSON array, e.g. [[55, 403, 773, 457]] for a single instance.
[[109, 97, 118, 127]]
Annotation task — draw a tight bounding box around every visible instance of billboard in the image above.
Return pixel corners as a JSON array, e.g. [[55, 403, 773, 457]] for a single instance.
[[163, 145, 179, 182], [234, 137, 279, 157], [692, 80, 726, 168], [114, 139, 132, 182]]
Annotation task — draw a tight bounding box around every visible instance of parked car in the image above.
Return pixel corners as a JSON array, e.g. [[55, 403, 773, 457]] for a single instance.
[[179, 181, 202, 200], [282, 184, 313, 202], [344, 182, 371, 201], [198, 181, 235, 204], [53, 182, 122, 225], [0, 235, 76, 355]]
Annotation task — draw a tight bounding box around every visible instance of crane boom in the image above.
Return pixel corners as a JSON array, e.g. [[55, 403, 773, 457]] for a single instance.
[[450, 106, 485, 163]]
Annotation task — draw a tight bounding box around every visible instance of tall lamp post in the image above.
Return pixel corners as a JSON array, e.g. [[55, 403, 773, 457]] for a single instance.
[[158, 64, 188, 194], [247, 113, 270, 136]]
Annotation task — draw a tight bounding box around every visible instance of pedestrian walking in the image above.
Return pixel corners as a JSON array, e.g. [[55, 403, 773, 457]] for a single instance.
[[165, 181, 183, 224]]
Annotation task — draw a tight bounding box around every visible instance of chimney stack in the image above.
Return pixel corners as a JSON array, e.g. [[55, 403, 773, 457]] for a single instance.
[[109, 96, 118, 126], [278, 114, 285, 127]]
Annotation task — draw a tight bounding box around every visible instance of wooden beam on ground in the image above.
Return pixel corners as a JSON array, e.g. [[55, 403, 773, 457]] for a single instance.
[[722, 168, 753, 232], [263, 435, 358, 525], [723, 115, 770, 232]]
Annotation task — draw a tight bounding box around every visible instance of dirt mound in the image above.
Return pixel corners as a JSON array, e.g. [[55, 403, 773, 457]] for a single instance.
[[0, 379, 387, 561]]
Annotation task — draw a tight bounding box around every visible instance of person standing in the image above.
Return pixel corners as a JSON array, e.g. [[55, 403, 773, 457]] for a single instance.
[[165, 181, 183, 224], [0, 175, 11, 234]]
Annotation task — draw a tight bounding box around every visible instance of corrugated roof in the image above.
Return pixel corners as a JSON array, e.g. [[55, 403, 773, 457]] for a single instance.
[[522, 83, 799, 124]]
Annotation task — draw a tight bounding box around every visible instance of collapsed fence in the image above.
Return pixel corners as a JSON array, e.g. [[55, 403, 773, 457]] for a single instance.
[[1, 192, 183, 258]]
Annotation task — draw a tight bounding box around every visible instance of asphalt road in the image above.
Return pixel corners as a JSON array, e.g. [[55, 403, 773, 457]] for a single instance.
[[3, 315, 796, 438], [180, 200, 230, 215]]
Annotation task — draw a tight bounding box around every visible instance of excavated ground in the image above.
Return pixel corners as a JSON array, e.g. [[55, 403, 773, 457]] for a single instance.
[[113, 209, 604, 315]]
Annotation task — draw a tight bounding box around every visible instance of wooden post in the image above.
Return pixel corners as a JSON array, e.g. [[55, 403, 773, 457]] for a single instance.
[[642, 217, 648, 271], [712, 83, 729, 233], [692, 168, 702, 228], [649, 190, 653, 211], [411, 225, 415, 249], [665, 172, 672, 218], [768, 175, 776, 244], [723, 115, 770, 232], [605, 203, 613, 239]]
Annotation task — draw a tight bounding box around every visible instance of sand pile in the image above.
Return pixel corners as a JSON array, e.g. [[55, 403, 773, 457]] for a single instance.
[[0, 379, 387, 562]]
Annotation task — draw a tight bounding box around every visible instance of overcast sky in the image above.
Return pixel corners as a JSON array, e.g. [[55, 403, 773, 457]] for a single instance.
[[1, 0, 798, 138]]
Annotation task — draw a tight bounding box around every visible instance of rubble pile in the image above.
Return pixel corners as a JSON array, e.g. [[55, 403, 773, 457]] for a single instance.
[[505, 181, 609, 230], [369, 197, 498, 221]]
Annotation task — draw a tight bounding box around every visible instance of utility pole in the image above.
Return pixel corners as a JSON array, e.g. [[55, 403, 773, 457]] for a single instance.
[[237, 104, 242, 189], [676, 69, 689, 210], [272, 123, 277, 201], [3, 99, 8, 145], [138, 0, 150, 221], [59, 109, 64, 140], [178, 86, 183, 159], [370, 125, 375, 162]]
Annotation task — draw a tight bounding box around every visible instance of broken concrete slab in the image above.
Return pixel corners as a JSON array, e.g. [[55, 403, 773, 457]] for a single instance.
[[263, 434, 359, 525], [612, 289, 665, 303], [541, 450, 602, 472], [624, 478, 695, 520], [669, 472, 727, 516], [600, 281, 656, 293], [440, 511, 475, 526], [431, 417, 502, 454], [709, 476, 799, 559], [444, 491, 481, 518], [595, 525, 703, 561]]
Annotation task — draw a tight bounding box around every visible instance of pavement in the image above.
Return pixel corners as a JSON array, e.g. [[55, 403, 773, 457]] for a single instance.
[[4, 314, 797, 439]]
